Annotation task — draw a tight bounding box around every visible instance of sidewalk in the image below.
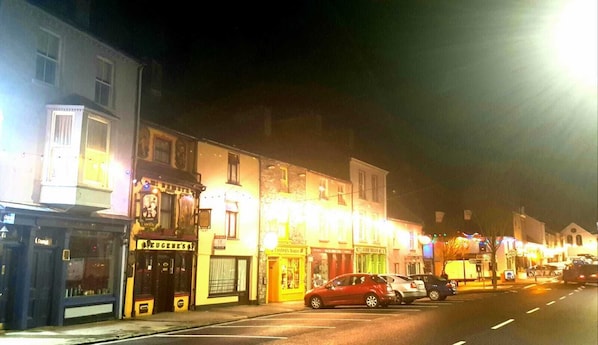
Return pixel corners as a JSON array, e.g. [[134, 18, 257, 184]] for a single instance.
[[0, 277, 557, 345]]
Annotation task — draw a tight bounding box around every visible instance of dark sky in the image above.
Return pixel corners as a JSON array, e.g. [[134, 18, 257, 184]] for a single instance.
[[58, 0, 598, 230]]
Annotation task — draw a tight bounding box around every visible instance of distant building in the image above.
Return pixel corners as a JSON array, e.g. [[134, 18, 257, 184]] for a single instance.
[[560, 222, 598, 260]]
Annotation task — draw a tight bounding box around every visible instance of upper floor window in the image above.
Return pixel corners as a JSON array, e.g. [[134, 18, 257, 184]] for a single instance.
[[337, 216, 348, 243], [46, 110, 110, 189], [82, 116, 110, 187], [319, 212, 329, 241], [95, 57, 114, 107], [337, 184, 346, 205], [36, 29, 60, 85], [227, 153, 240, 184], [280, 167, 289, 193], [575, 235, 583, 246], [225, 202, 238, 239], [371, 175, 379, 202], [153, 137, 172, 164], [566, 235, 573, 245], [358, 170, 366, 199], [319, 178, 328, 200], [159, 192, 174, 230]]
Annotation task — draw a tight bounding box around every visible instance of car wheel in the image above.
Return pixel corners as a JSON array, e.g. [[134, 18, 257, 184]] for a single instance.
[[365, 293, 380, 308], [428, 290, 441, 301], [404, 299, 414, 305], [309, 296, 323, 309], [395, 292, 403, 304]]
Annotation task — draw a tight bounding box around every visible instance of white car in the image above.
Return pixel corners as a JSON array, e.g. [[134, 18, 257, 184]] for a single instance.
[[379, 274, 427, 304]]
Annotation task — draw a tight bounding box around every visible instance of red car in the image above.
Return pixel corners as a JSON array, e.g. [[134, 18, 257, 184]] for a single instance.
[[304, 273, 396, 309]]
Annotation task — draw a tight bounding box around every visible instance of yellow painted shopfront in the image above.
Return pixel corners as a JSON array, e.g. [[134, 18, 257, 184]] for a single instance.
[[266, 245, 306, 302]]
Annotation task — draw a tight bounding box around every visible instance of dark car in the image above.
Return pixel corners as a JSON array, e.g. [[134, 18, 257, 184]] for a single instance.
[[563, 264, 598, 285], [409, 274, 457, 301], [304, 273, 396, 309]]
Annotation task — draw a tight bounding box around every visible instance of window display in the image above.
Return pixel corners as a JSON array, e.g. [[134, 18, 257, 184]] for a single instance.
[[66, 230, 115, 297]]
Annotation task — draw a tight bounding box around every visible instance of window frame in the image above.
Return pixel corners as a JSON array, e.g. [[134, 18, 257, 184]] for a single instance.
[[153, 136, 172, 165], [159, 192, 175, 230], [36, 28, 60, 86], [371, 175, 379, 202], [225, 201, 238, 239], [82, 115, 110, 188], [95, 56, 114, 108], [358, 170, 366, 199], [227, 153, 240, 184]]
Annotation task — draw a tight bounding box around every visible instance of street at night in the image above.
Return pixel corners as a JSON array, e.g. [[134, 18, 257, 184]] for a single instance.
[[97, 282, 596, 345]]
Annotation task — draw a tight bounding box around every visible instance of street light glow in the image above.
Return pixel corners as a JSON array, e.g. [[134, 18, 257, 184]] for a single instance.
[[552, 0, 598, 87]]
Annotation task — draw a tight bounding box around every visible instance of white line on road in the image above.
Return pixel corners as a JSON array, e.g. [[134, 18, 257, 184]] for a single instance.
[[491, 319, 514, 330], [156, 334, 288, 339], [255, 317, 373, 321], [211, 325, 336, 329], [546, 301, 555, 305], [453, 341, 466, 345], [526, 307, 540, 314], [559, 296, 566, 300], [523, 284, 536, 289], [568, 292, 574, 295]]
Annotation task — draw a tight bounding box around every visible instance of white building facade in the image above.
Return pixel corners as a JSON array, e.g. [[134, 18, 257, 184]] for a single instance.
[[0, 0, 140, 329]]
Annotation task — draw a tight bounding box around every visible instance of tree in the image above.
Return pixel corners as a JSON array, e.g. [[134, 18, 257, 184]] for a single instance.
[[469, 200, 512, 289], [439, 236, 470, 279]]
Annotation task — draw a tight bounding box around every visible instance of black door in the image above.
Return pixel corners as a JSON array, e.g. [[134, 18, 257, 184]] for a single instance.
[[0, 244, 19, 328], [154, 253, 174, 313], [28, 247, 55, 328]]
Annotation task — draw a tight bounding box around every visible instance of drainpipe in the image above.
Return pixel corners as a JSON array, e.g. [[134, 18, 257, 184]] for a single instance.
[[120, 63, 145, 319]]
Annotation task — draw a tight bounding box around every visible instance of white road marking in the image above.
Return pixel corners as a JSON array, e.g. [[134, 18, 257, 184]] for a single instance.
[[453, 341, 467, 345], [491, 319, 515, 330], [255, 317, 373, 321], [211, 325, 335, 329], [523, 284, 536, 289], [568, 292, 574, 295], [546, 301, 556, 305], [526, 307, 540, 314], [559, 296, 566, 300], [156, 334, 287, 339]]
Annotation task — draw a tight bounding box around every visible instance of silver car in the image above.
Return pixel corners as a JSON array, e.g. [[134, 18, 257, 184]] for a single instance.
[[380, 274, 427, 304]]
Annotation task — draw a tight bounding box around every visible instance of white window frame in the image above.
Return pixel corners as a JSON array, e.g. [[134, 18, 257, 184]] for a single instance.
[[95, 57, 114, 107], [47, 111, 76, 183], [36, 28, 60, 86], [371, 175, 379, 202], [358, 170, 366, 199], [82, 115, 110, 188]]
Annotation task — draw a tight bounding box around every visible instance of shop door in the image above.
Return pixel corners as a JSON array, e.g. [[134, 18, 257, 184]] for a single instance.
[[267, 259, 279, 303], [237, 258, 249, 304], [0, 244, 18, 329], [28, 247, 55, 328], [154, 254, 174, 313]]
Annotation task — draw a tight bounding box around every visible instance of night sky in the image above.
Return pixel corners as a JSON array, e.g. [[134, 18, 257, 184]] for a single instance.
[[37, 0, 598, 231]]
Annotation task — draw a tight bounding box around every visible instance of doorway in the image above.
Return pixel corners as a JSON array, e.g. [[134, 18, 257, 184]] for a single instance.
[[28, 246, 56, 328], [153, 253, 174, 313], [237, 258, 249, 304], [0, 244, 19, 329], [267, 258, 279, 303]]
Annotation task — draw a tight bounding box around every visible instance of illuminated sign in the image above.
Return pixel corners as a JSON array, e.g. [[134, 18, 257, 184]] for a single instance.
[[354, 246, 386, 254], [267, 246, 306, 255], [137, 239, 195, 251]]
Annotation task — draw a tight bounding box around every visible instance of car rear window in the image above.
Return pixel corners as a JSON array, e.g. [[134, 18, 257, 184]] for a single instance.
[[371, 275, 387, 284], [580, 265, 598, 274]]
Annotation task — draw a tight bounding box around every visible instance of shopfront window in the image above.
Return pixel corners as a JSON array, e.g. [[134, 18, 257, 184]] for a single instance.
[[281, 257, 300, 290], [66, 230, 115, 297], [173, 253, 192, 294], [134, 252, 153, 296]]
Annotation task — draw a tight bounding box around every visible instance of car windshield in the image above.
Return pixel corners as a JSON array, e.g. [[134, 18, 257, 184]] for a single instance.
[[397, 275, 412, 280]]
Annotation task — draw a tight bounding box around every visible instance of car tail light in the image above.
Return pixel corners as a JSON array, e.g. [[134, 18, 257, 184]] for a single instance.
[[386, 284, 393, 293], [410, 282, 417, 289], [579, 274, 586, 279], [446, 283, 452, 288]]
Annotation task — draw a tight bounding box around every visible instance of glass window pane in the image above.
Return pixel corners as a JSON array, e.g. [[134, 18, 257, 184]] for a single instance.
[[66, 230, 115, 297], [87, 117, 108, 151]]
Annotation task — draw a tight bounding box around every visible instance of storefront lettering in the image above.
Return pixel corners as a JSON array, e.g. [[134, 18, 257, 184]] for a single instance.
[[354, 246, 386, 254], [267, 247, 306, 255], [136, 239, 195, 251]]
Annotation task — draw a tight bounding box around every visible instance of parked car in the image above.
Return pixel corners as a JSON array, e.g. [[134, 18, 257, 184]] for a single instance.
[[304, 273, 396, 309], [563, 264, 598, 285], [409, 274, 457, 301], [379, 274, 427, 304]]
